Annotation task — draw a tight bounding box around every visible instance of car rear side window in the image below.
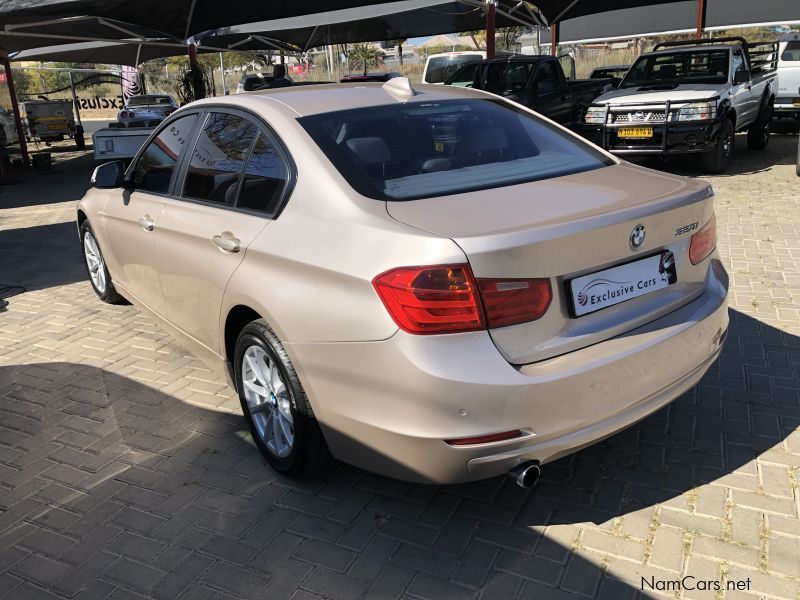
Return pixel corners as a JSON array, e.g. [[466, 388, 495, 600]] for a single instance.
[[131, 113, 197, 194], [782, 41, 800, 62], [298, 99, 612, 201], [182, 112, 258, 205], [236, 131, 290, 214]]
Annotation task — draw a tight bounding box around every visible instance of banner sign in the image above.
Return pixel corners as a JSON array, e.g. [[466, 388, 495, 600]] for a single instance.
[[120, 65, 143, 104], [77, 96, 126, 110]]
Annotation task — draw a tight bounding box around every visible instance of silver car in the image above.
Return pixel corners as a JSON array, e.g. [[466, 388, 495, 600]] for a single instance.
[[78, 79, 728, 485], [117, 94, 178, 128]]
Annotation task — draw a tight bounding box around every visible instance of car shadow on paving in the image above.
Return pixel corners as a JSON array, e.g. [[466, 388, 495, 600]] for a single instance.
[[0, 222, 87, 293], [631, 132, 798, 178], [0, 152, 96, 210], [0, 308, 797, 599]]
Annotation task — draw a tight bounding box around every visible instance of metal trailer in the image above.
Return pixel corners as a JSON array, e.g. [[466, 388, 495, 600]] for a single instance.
[[21, 99, 77, 144], [92, 126, 154, 163]]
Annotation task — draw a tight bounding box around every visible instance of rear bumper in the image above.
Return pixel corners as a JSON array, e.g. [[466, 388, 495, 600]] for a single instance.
[[773, 100, 800, 120], [580, 119, 723, 156], [289, 257, 729, 484]]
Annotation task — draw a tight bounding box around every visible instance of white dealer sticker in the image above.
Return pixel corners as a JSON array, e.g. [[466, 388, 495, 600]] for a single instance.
[[569, 252, 677, 317]]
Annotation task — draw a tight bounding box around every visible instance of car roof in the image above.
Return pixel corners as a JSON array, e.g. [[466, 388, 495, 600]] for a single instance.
[[193, 81, 493, 117]]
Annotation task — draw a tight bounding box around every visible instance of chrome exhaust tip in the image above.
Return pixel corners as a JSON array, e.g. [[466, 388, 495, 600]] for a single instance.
[[508, 461, 541, 489]]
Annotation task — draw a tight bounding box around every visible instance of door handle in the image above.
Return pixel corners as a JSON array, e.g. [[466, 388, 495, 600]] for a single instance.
[[211, 233, 241, 253], [138, 215, 155, 231]]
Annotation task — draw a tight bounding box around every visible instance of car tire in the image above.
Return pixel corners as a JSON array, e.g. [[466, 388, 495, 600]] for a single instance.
[[79, 220, 123, 304], [702, 119, 734, 174], [234, 319, 330, 476], [746, 103, 772, 150]]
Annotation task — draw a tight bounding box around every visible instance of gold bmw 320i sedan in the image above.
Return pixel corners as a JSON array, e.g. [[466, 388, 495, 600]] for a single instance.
[[77, 78, 728, 486]]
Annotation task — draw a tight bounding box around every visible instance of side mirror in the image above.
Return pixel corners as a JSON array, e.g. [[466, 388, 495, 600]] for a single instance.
[[733, 69, 750, 85], [91, 160, 126, 189]]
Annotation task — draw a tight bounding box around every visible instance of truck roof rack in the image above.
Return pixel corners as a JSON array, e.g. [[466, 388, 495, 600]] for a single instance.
[[651, 36, 778, 75], [652, 36, 750, 51]]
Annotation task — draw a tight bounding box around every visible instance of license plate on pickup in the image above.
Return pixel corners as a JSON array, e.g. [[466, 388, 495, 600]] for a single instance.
[[617, 127, 653, 139], [793, 98, 800, 107], [568, 252, 677, 317], [46, 121, 67, 131]]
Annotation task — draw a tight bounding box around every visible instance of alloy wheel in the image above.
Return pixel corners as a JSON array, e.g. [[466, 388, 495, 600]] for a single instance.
[[83, 230, 106, 294], [241, 345, 294, 457]]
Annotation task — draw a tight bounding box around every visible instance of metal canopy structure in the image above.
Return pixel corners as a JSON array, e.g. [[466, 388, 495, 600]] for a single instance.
[[201, 0, 544, 53], [0, 16, 180, 53], [10, 39, 220, 67]]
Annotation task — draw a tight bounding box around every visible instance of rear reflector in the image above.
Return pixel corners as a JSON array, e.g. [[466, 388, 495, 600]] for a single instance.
[[689, 214, 716, 265], [372, 265, 485, 334], [374, 265, 553, 335], [477, 278, 552, 328], [446, 429, 524, 446]]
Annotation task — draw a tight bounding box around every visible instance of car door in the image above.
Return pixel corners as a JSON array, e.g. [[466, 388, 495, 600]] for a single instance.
[[154, 109, 293, 354], [731, 48, 757, 126], [530, 62, 570, 124], [100, 112, 199, 315]]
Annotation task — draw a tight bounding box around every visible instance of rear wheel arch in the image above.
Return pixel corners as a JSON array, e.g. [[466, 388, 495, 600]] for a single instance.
[[224, 305, 263, 365]]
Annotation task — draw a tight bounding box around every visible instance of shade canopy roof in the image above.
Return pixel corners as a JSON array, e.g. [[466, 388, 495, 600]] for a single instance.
[[1, 0, 731, 43], [10, 39, 218, 66], [1, 0, 471, 42], [541, 0, 799, 44], [201, 0, 542, 52]]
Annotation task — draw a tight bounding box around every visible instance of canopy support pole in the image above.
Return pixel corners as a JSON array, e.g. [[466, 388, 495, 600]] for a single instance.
[[219, 53, 227, 95], [1, 52, 29, 168], [696, 0, 707, 39], [551, 22, 559, 55], [67, 70, 85, 148], [486, 0, 496, 59]]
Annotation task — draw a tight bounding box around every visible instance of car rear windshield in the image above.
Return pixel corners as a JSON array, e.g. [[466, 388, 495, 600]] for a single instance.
[[298, 99, 613, 201], [620, 49, 730, 87], [425, 56, 482, 83], [782, 41, 800, 62], [127, 95, 172, 106]]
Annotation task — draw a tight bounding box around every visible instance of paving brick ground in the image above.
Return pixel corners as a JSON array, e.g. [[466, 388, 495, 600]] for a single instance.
[[1, 133, 799, 600]]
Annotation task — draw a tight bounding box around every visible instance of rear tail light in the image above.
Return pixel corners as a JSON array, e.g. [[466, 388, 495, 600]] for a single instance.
[[689, 214, 717, 265], [372, 265, 484, 334], [445, 429, 524, 446], [477, 278, 552, 328], [373, 265, 552, 335]]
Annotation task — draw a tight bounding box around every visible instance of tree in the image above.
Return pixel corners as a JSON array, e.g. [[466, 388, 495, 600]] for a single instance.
[[498, 27, 527, 52], [386, 38, 407, 66], [460, 30, 486, 50], [349, 42, 380, 75]]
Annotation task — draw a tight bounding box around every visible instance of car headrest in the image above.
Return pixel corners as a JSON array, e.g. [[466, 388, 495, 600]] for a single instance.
[[459, 127, 508, 157], [346, 137, 391, 165]]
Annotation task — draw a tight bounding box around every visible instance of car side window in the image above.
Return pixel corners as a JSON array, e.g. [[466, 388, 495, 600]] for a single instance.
[[130, 114, 197, 194], [732, 50, 745, 76], [182, 112, 258, 205], [536, 63, 558, 91], [236, 131, 290, 215]]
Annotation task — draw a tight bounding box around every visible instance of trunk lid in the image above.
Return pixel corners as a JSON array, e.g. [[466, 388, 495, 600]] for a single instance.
[[386, 162, 716, 365]]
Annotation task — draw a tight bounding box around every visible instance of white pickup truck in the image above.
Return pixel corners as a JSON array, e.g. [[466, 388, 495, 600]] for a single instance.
[[774, 32, 800, 123], [580, 37, 778, 173]]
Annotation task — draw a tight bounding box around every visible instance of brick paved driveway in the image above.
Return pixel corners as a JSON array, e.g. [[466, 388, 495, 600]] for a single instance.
[[1, 134, 799, 600]]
